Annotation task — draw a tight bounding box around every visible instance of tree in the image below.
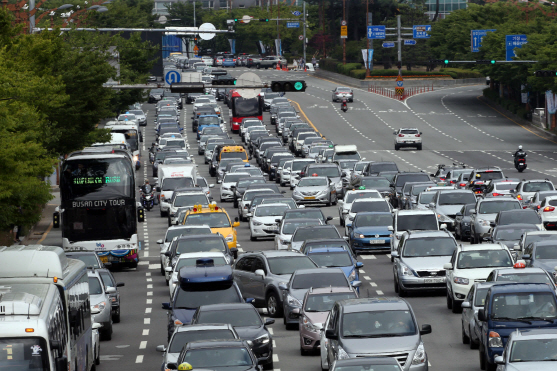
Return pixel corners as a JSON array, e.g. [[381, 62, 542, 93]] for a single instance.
[[88, 0, 157, 28]]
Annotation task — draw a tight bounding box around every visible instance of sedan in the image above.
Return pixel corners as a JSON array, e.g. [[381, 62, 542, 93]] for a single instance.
[[274, 218, 323, 250], [349, 212, 393, 252], [250, 204, 291, 240], [331, 87, 353, 102], [292, 176, 337, 206]]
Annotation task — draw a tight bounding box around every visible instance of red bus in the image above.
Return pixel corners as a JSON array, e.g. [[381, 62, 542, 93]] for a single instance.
[[230, 90, 263, 133]]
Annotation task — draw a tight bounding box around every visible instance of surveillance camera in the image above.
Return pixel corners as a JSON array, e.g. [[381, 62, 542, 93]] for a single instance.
[[226, 19, 234, 26]]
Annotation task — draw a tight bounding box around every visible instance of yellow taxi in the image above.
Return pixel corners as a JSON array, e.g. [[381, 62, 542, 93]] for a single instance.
[[181, 204, 240, 248], [219, 145, 248, 163]]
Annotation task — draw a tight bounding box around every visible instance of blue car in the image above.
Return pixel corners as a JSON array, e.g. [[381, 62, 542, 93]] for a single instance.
[[222, 55, 236, 67], [196, 115, 222, 140], [348, 211, 393, 252], [161, 259, 252, 341], [304, 246, 363, 291]]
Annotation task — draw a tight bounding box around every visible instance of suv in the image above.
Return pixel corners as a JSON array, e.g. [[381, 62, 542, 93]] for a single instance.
[[394, 128, 423, 150], [390, 210, 442, 261], [429, 189, 477, 230], [390, 172, 432, 208], [512, 179, 555, 207], [469, 197, 522, 244], [443, 243, 514, 313], [392, 230, 457, 296], [88, 269, 116, 340], [320, 297, 432, 370]]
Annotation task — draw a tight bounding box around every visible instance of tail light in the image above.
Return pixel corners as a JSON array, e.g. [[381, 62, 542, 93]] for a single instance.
[[439, 177, 446, 181], [398, 134, 404, 137], [459, 183, 466, 187], [492, 193, 502, 197], [538, 205, 541, 209], [415, 134, 421, 137], [544, 206, 555, 212], [449, 180, 455, 184]]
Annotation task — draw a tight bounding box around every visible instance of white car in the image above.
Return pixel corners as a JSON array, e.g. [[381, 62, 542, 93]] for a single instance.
[[250, 203, 291, 240], [92, 322, 101, 366], [220, 172, 250, 202], [444, 243, 514, 313], [337, 189, 382, 227], [274, 218, 323, 250], [394, 127, 422, 151], [539, 195, 557, 229], [238, 188, 276, 221], [344, 198, 392, 236], [167, 252, 230, 297], [168, 191, 210, 225], [157, 225, 213, 281], [513, 179, 555, 207], [201, 56, 214, 66]]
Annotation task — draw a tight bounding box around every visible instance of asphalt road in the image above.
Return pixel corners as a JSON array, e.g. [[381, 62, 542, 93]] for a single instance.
[[40, 67, 557, 371]]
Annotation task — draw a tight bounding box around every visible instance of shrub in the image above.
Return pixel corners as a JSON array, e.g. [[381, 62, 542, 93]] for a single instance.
[[350, 69, 367, 79], [440, 68, 484, 79]]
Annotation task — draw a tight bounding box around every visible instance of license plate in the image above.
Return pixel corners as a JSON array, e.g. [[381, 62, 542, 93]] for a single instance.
[[424, 278, 444, 283], [304, 196, 316, 200], [369, 240, 385, 244], [100, 256, 108, 263], [405, 141, 413, 143]]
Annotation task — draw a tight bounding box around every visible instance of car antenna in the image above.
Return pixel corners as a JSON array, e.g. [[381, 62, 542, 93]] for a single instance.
[[330, 285, 332, 293]]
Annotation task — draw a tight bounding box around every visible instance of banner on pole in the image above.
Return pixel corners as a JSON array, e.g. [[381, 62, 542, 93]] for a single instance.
[[361, 49, 373, 69], [228, 39, 236, 55]]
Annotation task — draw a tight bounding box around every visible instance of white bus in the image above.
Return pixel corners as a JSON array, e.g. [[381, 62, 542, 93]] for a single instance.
[[0, 245, 93, 371]]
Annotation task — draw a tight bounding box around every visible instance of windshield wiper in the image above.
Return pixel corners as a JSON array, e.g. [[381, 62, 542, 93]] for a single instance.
[[342, 334, 375, 338], [517, 316, 556, 323]]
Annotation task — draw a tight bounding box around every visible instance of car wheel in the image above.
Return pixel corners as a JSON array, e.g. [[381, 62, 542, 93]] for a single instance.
[[398, 279, 407, 297], [461, 321, 470, 344], [454, 226, 461, 240], [300, 348, 309, 356], [233, 200, 238, 208], [447, 291, 453, 309], [95, 346, 100, 365], [479, 347, 487, 370], [417, 144, 423, 150], [263, 360, 274, 370], [339, 215, 345, 227], [393, 275, 399, 293], [256, 64, 260, 69], [395, 144, 400, 151], [101, 322, 112, 341], [280, 181, 286, 187], [160, 209, 165, 217], [470, 329, 480, 349], [160, 263, 165, 276], [452, 297, 462, 313], [470, 228, 477, 244], [266, 292, 283, 318], [332, 195, 338, 206], [250, 235, 256, 241], [112, 307, 121, 323]]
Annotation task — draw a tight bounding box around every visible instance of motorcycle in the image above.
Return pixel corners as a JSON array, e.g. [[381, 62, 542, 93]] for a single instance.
[[513, 151, 527, 172], [341, 100, 348, 112], [140, 189, 155, 211], [469, 180, 486, 195]]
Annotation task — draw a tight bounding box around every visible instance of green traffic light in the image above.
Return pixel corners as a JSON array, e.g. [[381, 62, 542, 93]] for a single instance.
[[444, 60, 449, 64], [233, 80, 237, 85], [234, 18, 238, 22], [294, 82, 303, 91], [265, 19, 269, 22], [491, 60, 495, 64]]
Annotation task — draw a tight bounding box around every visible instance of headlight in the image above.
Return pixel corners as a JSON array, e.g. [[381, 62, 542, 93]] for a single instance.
[[253, 334, 270, 345], [280, 238, 289, 244], [348, 269, 356, 281], [336, 181, 343, 188], [252, 221, 263, 226], [337, 345, 350, 360], [400, 263, 417, 277], [303, 316, 320, 333], [286, 294, 302, 307], [488, 331, 503, 347], [411, 342, 426, 365], [225, 234, 234, 242], [479, 219, 491, 226], [91, 302, 106, 312], [358, 234, 365, 239], [454, 276, 469, 285]]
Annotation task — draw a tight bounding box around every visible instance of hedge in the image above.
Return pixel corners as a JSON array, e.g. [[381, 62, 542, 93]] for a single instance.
[[483, 88, 529, 119], [439, 68, 484, 79]]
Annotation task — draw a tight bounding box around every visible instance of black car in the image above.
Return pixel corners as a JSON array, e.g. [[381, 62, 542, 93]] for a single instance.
[[363, 161, 399, 176], [97, 268, 125, 323], [149, 88, 164, 103], [232, 177, 268, 208], [191, 303, 275, 369], [390, 172, 432, 208], [185, 92, 202, 104], [172, 339, 261, 371], [454, 203, 476, 241], [282, 208, 333, 224]]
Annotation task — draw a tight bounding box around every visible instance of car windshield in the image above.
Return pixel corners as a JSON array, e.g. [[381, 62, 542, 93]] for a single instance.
[[197, 178, 207, 188], [351, 201, 390, 213], [510, 338, 557, 362], [477, 171, 504, 181], [293, 228, 339, 242], [175, 256, 227, 271], [174, 194, 208, 207], [68, 254, 100, 268], [308, 167, 341, 177], [400, 129, 419, 135], [418, 192, 436, 204], [162, 178, 194, 191], [174, 285, 240, 309], [285, 210, 324, 221], [237, 179, 266, 188], [335, 366, 401, 371], [309, 252, 352, 267], [475, 287, 490, 307], [494, 227, 537, 241], [535, 245, 557, 259], [166, 227, 212, 241], [403, 237, 456, 257], [411, 184, 434, 196], [262, 199, 296, 208], [339, 161, 358, 169], [223, 174, 250, 184], [496, 273, 554, 285], [292, 161, 314, 171], [166, 140, 186, 148], [99, 272, 115, 287], [397, 214, 438, 231], [500, 212, 541, 225], [354, 163, 367, 171], [266, 256, 316, 275], [255, 205, 289, 217], [457, 250, 513, 269], [342, 310, 416, 338], [169, 329, 235, 353], [282, 220, 321, 234], [360, 177, 391, 188], [354, 214, 392, 227], [292, 272, 347, 289], [88, 277, 103, 295], [396, 174, 431, 187], [176, 238, 226, 254], [438, 192, 476, 205], [345, 192, 380, 203], [478, 201, 521, 214], [369, 164, 398, 173], [245, 190, 275, 201], [183, 347, 252, 368], [492, 292, 557, 320], [198, 116, 220, 126], [524, 182, 554, 192], [525, 234, 557, 248], [184, 213, 231, 228], [298, 178, 328, 187], [221, 152, 248, 160], [304, 293, 357, 312], [197, 308, 262, 327], [129, 110, 143, 116]]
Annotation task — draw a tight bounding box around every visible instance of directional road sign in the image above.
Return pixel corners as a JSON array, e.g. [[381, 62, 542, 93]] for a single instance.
[[287, 22, 300, 28], [506, 34, 528, 61], [368, 25, 385, 39], [471, 29, 496, 52], [292, 11, 301, 16], [165, 69, 181, 88], [413, 25, 431, 39], [403, 39, 417, 45], [382, 42, 395, 48]]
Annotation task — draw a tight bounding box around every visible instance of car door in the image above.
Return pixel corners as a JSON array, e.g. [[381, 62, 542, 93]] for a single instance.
[[234, 256, 254, 297], [327, 304, 340, 364], [447, 250, 457, 294], [248, 257, 267, 302], [462, 285, 475, 333]]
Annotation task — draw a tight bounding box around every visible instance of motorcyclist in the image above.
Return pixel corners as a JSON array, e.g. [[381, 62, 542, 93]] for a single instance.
[[513, 145, 527, 167], [140, 179, 153, 194], [341, 98, 348, 112]]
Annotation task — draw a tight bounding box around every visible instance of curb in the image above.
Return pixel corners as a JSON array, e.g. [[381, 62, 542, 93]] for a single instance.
[[21, 189, 60, 245]]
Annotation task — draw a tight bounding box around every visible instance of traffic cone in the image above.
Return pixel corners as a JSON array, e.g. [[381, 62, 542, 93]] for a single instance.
[[304, 66, 307, 72], [276, 63, 280, 71]]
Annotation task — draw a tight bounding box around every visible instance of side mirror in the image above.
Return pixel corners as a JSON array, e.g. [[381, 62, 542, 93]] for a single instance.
[[351, 280, 362, 288], [513, 243, 520, 251], [325, 329, 338, 340], [106, 287, 116, 294], [233, 221, 240, 227], [420, 324, 432, 335], [116, 282, 125, 287], [391, 251, 399, 259], [165, 266, 173, 272], [494, 356, 504, 365], [478, 308, 486, 322], [470, 209, 476, 214], [291, 308, 300, 317], [489, 221, 496, 228], [356, 262, 364, 269], [455, 212, 462, 217], [388, 226, 394, 231], [265, 318, 275, 326], [162, 302, 171, 310], [428, 202, 435, 209], [156, 345, 166, 352], [164, 251, 172, 257], [343, 236, 349, 241], [326, 216, 333, 223], [255, 269, 265, 278], [443, 263, 453, 270], [157, 239, 163, 244], [209, 184, 215, 188], [522, 254, 531, 260], [461, 301, 472, 309], [348, 216, 354, 221], [275, 219, 281, 223], [278, 283, 288, 290]]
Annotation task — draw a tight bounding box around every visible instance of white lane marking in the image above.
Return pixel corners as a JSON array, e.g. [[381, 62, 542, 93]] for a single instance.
[[149, 264, 161, 270], [376, 290, 384, 295], [147, 284, 153, 289], [272, 354, 279, 362], [145, 308, 152, 314], [139, 341, 147, 349], [273, 340, 277, 348], [268, 327, 274, 335], [144, 318, 150, 324], [360, 255, 376, 260], [142, 329, 149, 336], [147, 291, 153, 296], [386, 254, 391, 259], [364, 276, 372, 281], [146, 299, 152, 305], [370, 282, 378, 287], [135, 355, 144, 363], [359, 269, 366, 274], [146, 278, 152, 282]]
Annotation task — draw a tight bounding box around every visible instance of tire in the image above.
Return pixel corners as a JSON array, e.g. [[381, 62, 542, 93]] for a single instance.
[[417, 144, 423, 150], [301, 348, 309, 356], [461, 321, 470, 344], [280, 181, 286, 187], [272, 64, 277, 69], [250, 235, 256, 241], [160, 209, 165, 217], [266, 292, 283, 318], [160, 263, 165, 276], [398, 279, 407, 297], [455, 226, 461, 241], [257, 64, 260, 69], [95, 346, 100, 365], [470, 331, 480, 349], [470, 229, 477, 244], [263, 360, 274, 370], [393, 276, 399, 293], [518, 167, 524, 173], [339, 215, 345, 227], [332, 195, 337, 206], [452, 297, 462, 313], [101, 322, 112, 341], [112, 307, 121, 323], [395, 144, 400, 151], [479, 347, 487, 370], [447, 291, 453, 309]]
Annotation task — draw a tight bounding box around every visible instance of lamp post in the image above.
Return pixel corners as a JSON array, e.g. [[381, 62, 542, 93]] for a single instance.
[[48, 4, 73, 28]]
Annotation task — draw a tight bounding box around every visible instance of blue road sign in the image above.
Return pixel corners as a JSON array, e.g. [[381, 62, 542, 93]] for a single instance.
[[396, 81, 403, 87], [292, 11, 301, 16], [368, 25, 386, 39], [382, 42, 395, 48], [165, 70, 181, 87], [286, 22, 300, 28], [403, 39, 417, 46], [413, 25, 431, 39], [471, 29, 496, 52], [506, 34, 527, 61]]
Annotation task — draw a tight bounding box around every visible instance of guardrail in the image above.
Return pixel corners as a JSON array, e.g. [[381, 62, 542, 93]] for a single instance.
[[368, 84, 434, 100]]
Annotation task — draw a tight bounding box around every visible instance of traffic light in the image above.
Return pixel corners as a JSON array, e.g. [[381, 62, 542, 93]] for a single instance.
[[271, 80, 307, 92], [212, 77, 237, 86], [396, 61, 402, 69], [170, 82, 205, 94], [444, 59, 449, 65], [476, 60, 495, 64], [259, 18, 269, 22], [535, 70, 557, 77]]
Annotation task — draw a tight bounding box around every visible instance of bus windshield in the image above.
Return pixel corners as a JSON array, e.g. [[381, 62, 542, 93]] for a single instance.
[[0, 337, 50, 370], [233, 96, 261, 117]]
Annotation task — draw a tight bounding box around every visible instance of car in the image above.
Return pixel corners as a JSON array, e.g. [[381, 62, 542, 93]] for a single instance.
[[289, 225, 343, 251], [492, 209, 543, 231], [467, 167, 505, 193], [285, 159, 316, 188], [250, 203, 291, 240], [249, 194, 288, 216], [172, 339, 261, 371], [483, 179, 520, 198], [128, 109, 147, 126], [493, 328, 557, 369], [515, 230, 557, 257], [156, 324, 239, 371], [292, 176, 337, 206], [390, 172, 432, 208], [220, 172, 251, 202], [238, 188, 279, 221], [304, 245, 363, 286], [486, 265, 557, 291], [88, 269, 116, 340], [390, 210, 443, 261], [149, 88, 164, 103], [460, 282, 498, 350], [300, 163, 344, 197], [428, 189, 477, 230], [191, 303, 275, 369], [321, 297, 431, 371], [470, 197, 522, 244], [282, 208, 333, 225], [523, 240, 557, 273], [182, 204, 240, 248], [413, 191, 436, 210], [168, 190, 210, 225], [392, 229, 457, 296], [363, 161, 399, 176], [444, 243, 514, 313], [454, 203, 476, 241], [489, 223, 540, 250], [299, 238, 356, 259], [330, 357, 403, 371], [402, 182, 438, 210], [348, 211, 392, 252], [65, 251, 106, 269], [351, 176, 392, 197], [97, 268, 125, 323], [331, 87, 353, 102], [512, 179, 555, 207], [274, 218, 323, 250], [338, 189, 382, 227], [344, 198, 392, 235], [394, 128, 423, 151], [232, 177, 268, 207], [294, 287, 358, 356], [538, 195, 557, 229], [529, 190, 557, 211], [280, 268, 359, 329]]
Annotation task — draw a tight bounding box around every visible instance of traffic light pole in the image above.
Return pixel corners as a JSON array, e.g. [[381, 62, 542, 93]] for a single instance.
[[303, 1, 306, 63], [397, 14, 401, 74]]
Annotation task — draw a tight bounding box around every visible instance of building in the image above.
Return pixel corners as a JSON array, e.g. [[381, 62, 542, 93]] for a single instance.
[[425, 0, 468, 20], [153, 0, 300, 16]]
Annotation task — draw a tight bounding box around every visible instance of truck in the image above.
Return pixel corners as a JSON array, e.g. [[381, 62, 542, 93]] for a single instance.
[[156, 164, 199, 217]]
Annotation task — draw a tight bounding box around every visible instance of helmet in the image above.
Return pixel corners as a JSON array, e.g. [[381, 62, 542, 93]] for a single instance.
[[476, 174, 481, 178], [518, 145, 523, 150], [145, 179, 149, 184], [178, 363, 193, 371]]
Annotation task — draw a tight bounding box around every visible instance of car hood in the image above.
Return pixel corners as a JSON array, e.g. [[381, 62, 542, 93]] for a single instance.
[[172, 308, 196, 325], [494, 239, 519, 250], [402, 256, 452, 271], [476, 213, 497, 221], [295, 186, 328, 193], [342, 334, 419, 355], [252, 216, 281, 224], [353, 226, 391, 235], [290, 241, 303, 251], [533, 259, 557, 272], [90, 294, 107, 306], [232, 326, 265, 341], [436, 204, 466, 216], [305, 312, 328, 326], [505, 362, 557, 371]]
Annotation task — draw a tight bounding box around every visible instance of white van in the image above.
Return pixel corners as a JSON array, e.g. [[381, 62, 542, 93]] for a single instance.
[[157, 164, 199, 216], [333, 144, 362, 161]]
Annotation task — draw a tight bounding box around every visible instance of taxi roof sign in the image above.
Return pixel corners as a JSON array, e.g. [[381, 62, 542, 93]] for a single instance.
[[222, 146, 246, 153]]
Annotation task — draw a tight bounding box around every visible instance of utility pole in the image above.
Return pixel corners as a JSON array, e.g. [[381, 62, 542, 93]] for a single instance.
[[193, 0, 196, 27], [342, 0, 346, 65], [366, 0, 370, 76], [397, 14, 401, 73], [277, 0, 280, 55], [303, 1, 306, 62]]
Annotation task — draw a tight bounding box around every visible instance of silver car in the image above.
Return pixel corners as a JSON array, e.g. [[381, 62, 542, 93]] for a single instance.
[[493, 327, 557, 369], [428, 189, 477, 230], [274, 218, 323, 250], [469, 197, 522, 244], [512, 179, 555, 207], [332, 87, 353, 102], [128, 109, 147, 126], [88, 270, 116, 340], [460, 282, 498, 349], [293, 176, 337, 206], [220, 172, 250, 202]]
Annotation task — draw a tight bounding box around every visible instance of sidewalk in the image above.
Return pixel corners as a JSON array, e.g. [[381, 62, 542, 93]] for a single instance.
[[20, 187, 60, 246]]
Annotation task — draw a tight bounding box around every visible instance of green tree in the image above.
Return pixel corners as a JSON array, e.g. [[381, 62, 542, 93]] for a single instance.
[[88, 0, 157, 28]]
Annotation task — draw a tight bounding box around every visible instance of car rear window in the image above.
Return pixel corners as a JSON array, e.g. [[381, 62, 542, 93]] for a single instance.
[[396, 174, 431, 187], [476, 171, 503, 181], [292, 272, 348, 289], [400, 129, 419, 134]]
